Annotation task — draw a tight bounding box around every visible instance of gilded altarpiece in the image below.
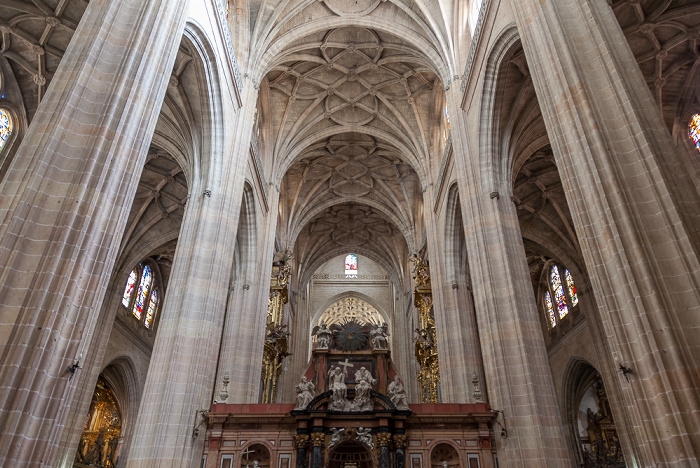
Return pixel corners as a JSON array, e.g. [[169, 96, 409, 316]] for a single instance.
[[410, 255, 440, 403], [260, 251, 293, 403]]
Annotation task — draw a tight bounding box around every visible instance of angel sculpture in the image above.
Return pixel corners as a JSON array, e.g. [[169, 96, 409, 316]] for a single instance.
[[356, 427, 374, 450], [312, 322, 332, 349], [328, 427, 346, 449]]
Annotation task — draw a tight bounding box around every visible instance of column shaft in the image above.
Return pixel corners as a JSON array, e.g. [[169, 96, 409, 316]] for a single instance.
[[448, 87, 571, 466], [511, 0, 700, 464], [0, 0, 189, 465], [126, 81, 257, 466]]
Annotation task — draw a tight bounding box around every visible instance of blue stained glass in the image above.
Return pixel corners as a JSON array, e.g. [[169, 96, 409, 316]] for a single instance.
[[690, 114, 700, 153], [0, 109, 12, 150]]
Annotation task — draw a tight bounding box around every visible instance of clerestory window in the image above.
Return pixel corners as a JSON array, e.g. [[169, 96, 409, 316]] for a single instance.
[[122, 263, 160, 329], [543, 264, 578, 328]]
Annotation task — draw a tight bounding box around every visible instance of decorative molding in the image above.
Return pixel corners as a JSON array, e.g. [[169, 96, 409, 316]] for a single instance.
[[461, 0, 490, 94], [433, 133, 452, 207], [250, 137, 269, 208], [214, 0, 243, 104]]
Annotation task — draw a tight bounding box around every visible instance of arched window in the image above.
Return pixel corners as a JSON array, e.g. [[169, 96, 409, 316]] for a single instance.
[[345, 254, 358, 277], [121, 263, 160, 329], [689, 113, 700, 154], [0, 108, 13, 151], [542, 262, 579, 328]]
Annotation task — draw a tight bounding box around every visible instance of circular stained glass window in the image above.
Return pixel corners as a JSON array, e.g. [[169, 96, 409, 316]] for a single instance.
[[690, 113, 700, 154], [0, 109, 12, 151]]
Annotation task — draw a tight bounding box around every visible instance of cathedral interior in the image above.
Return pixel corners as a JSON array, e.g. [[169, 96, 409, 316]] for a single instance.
[[0, 0, 699, 467]]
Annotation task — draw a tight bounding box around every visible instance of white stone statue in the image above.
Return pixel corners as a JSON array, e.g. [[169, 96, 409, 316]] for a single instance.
[[328, 365, 350, 411], [355, 427, 374, 450], [370, 322, 389, 349], [351, 367, 376, 411], [294, 376, 315, 410], [328, 427, 345, 449], [312, 322, 332, 349], [387, 375, 409, 410]]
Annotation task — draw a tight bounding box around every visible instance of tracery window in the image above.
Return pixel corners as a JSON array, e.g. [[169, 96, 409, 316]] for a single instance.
[[121, 263, 160, 329], [0, 108, 13, 151], [542, 262, 579, 328], [344, 254, 358, 277], [689, 113, 700, 154]]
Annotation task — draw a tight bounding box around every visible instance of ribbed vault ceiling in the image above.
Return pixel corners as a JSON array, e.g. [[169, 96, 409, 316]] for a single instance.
[[266, 26, 438, 285]]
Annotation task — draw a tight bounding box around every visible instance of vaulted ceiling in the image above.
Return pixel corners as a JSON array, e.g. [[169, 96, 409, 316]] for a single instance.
[[0, 0, 88, 121], [612, 0, 700, 140]]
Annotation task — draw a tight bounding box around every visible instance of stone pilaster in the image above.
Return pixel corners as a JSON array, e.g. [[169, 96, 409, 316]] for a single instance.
[[511, 0, 700, 464], [447, 84, 571, 465], [0, 0, 189, 465]]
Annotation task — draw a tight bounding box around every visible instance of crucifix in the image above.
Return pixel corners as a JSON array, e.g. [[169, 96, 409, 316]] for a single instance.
[[338, 358, 354, 372], [241, 448, 255, 468]]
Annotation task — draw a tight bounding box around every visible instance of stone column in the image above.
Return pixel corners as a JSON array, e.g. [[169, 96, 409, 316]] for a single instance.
[[377, 432, 391, 468], [393, 434, 407, 468], [447, 85, 571, 465], [511, 0, 700, 465], [310, 432, 324, 468], [126, 76, 258, 466], [295, 434, 309, 468], [0, 0, 189, 466]]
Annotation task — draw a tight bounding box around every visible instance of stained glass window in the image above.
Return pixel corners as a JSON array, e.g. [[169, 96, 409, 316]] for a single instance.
[[565, 269, 578, 306], [690, 114, 700, 153], [544, 291, 556, 327], [132, 265, 152, 320], [145, 289, 158, 329], [345, 254, 358, 277], [550, 266, 569, 319], [0, 109, 12, 151], [122, 269, 138, 307]]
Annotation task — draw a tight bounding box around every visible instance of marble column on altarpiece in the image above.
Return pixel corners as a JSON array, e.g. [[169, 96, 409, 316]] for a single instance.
[[0, 0, 190, 466], [511, 0, 700, 465], [447, 93, 571, 465]]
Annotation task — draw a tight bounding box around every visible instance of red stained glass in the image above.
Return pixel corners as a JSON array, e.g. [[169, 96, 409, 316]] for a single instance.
[[565, 269, 578, 306], [122, 269, 137, 307], [345, 254, 358, 276], [132, 265, 152, 320]]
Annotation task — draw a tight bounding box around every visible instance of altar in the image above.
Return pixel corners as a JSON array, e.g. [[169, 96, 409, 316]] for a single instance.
[[203, 320, 496, 468]]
